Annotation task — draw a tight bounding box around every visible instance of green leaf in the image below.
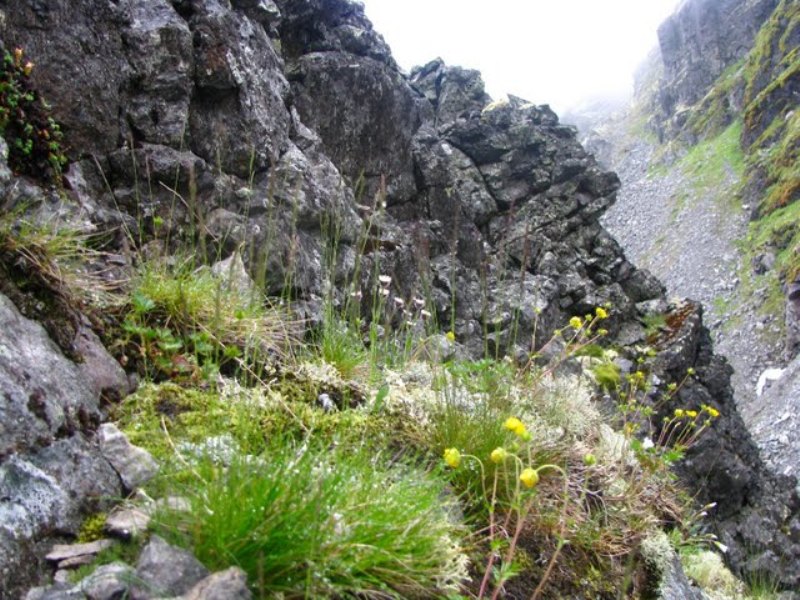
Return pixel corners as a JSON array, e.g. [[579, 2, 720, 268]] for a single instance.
[[131, 291, 156, 314], [372, 384, 389, 413]]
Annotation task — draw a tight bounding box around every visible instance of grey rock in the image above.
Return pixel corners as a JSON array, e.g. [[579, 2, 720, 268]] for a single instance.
[[123, 0, 194, 147], [410, 59, 491, 125], [0, 137, 10, 188], [745, 355, 800, 481], [57, 554, 97, 569], [24, 585, 84, 600], [98, 424, 159, 490], [46, 539, 114, 562], [0, 292, 102, 457], [286, 49, 428, 205], [73, 324, 129, 406], [177, 567, 252, 600], [188, 5, 291, 177], [133, 536, 210, 599], [210, 252, 256, 298], [105, 505, 152, 539], [79, 562, 137, 600], [655, 0, 778, 139], [0, 290, 123, 595]]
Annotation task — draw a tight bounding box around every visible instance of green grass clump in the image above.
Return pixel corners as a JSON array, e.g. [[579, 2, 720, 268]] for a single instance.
[[153, 440, 468, 599], [115, 256, 298, 382]]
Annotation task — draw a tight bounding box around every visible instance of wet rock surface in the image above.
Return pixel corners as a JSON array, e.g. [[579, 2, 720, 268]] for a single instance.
[[1, 0, 799, 593]]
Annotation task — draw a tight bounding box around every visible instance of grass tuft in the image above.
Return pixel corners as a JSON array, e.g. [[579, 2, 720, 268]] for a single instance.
[[152, 440, 468, 599]]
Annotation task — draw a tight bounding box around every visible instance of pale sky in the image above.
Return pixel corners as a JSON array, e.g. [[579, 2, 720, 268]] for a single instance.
[[359, 0, 680, 114]]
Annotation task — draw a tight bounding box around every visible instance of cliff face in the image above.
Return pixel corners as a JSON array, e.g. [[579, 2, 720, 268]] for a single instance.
[[1, 0, 800, 593], [654, 0, 779, 137]]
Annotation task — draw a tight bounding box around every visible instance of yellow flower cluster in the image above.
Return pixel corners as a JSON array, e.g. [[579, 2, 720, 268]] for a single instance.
[[490, 447, 508, 464], [569, 316, 582, 330], [519, 468, 539, 489], [674, 405, 721, 420], [503, 416, 531, 441], [443, 447, 461, 468]]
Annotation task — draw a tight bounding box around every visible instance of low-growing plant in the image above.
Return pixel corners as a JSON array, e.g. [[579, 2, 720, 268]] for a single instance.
[[0, 47, 67, 182], [114, 255, 297, 383]]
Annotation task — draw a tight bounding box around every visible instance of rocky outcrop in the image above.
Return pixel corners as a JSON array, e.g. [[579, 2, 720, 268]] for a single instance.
[[1, 0, 800, 592], [648, 302, 800, 588]]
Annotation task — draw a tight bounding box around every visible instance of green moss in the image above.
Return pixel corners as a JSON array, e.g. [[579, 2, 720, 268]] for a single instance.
[[76, 513, 108, 544], [114, 380, 408, 469], [752, 109, 800, 214]]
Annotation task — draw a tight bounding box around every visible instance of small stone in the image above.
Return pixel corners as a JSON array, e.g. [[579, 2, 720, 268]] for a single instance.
[[57, 554, 96, 569], [180, 567, 253, 600], [46, 539, 114, 562], [79, 562, 135, 600], [98, 423, 159, 490], [105, 506, 151, 539]]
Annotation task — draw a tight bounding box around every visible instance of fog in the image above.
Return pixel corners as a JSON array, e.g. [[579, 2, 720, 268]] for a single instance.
[[359, 0, 680, 114]]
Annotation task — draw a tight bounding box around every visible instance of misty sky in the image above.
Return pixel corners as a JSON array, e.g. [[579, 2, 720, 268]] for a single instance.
[[359, 0, 680, 114]]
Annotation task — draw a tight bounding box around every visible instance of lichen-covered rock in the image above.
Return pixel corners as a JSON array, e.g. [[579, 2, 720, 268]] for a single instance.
[[0, 290, 126, 595], [640, 531, 705, 600], [0, 438, 121, 596]]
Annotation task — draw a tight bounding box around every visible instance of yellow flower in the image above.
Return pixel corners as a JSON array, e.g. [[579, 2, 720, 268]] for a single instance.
[[443, 448, 461, 468], [569, 316, 582, 329], [706, 406, 720, 418], [22, 62, 34, 76], [595, 307, 608, 319], [490, 447, 508, 464], [687, 367, 696, 376], [445, 331, 456, 343], [674, 409, 685, 418], [520, 468, 539, 489], [686, 410, 698, 418], [504, 417, 527, 437]]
